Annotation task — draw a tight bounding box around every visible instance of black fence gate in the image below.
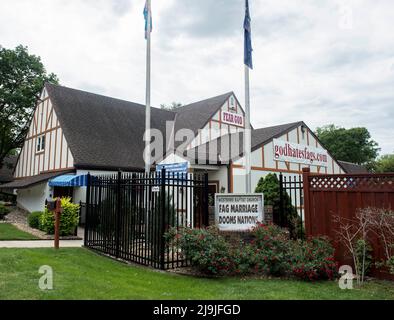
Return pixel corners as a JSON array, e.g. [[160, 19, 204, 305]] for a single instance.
[[279, 173, 304, 239], [84, 169, 209, 270]]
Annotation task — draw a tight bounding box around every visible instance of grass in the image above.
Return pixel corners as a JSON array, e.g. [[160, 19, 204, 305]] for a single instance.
[[0, 248, 393, 300], [0, 223, 39, 240]]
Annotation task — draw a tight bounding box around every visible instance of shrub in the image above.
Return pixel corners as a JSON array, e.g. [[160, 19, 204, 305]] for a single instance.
[[290, 237, 338, 281], [0, 204, 10, 220], [232, 242, 256, 275], [387, 256, 394, 275], [166, 224, 341, 281], [355, 239, 373, 277], [166, 226, 234, 275], [40, 197, 80, 236], [255, 174, 300, 238], [27, 211, 43, 229], [251, 223, 292, 276]]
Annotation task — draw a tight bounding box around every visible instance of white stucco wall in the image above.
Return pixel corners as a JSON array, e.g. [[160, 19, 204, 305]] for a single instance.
[[232, 168, 302, 193], [73, 169, 121, 204], [190, 94, 245, 149], [16, 182, 51, 213], [159, 153, 190, 166], [207, 166, 228, 193], [234, 123, 345, 175]]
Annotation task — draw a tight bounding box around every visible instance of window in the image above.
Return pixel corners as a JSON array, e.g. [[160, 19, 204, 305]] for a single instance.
[[229, 96, 236, 112], [36, 135, 46, 153]]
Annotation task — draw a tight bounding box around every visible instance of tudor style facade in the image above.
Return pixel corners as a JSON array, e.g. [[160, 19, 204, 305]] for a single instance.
[[3, 83, 348, 214], [14, 87, 74, 179], [189, 94, 245, 149], [231, 122, 345, 194]]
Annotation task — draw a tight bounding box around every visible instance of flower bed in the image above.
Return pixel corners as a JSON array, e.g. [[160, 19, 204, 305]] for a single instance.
[[166, 223, 339, 281]]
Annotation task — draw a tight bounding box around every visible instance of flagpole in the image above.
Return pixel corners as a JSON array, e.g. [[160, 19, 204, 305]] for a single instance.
[[245, 65, 252, 193], [145, 0, 151, 174], [243, 0, 252, 193]]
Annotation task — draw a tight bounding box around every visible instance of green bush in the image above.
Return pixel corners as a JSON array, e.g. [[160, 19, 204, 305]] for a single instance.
[[27, 211, 43, 229], [166, 224, 340, 281], [40, 197, 80, 236], [387, 256, 394, 275], [0, 204, 10, 220], [255, 174, 300, 239], [251, 223, 292, 276], [232, 242, 256, 275], [166, 226, 234, 275], [290, 237, 338, 281]]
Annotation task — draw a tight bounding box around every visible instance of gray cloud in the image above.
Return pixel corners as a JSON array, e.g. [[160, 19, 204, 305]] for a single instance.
[[160, 0, 242, 39], [0, 0, 392, 154], [111, 0, 133, 15]]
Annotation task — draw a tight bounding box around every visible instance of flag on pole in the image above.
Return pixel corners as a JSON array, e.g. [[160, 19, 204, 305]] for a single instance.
[[244, 0, 253, 69], [144, 0, 152, 39]]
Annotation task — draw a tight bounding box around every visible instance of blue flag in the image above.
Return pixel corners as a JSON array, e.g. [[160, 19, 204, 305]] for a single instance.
[[144, 1, 152, 39], [244, 0, 253, 69]]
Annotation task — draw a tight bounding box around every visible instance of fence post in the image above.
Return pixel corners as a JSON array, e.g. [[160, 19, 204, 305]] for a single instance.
[[54, 198, 62, 250], [279, 173, 284, 227], [302, 168, 311, 237], [115, 170, 122, 258], [160, 168, 166, 270], [204, 171, 209, 227], [84, 173, 91, 247]]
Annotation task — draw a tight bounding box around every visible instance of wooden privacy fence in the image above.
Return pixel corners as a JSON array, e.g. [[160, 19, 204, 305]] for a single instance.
[[302, 168, 394, 278]]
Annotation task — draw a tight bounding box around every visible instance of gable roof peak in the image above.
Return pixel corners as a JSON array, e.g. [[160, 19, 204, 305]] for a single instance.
[[175, 91, 234, 112]]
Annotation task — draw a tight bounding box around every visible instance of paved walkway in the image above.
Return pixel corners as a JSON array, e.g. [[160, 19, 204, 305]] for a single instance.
[[0, 240, 83, 248]]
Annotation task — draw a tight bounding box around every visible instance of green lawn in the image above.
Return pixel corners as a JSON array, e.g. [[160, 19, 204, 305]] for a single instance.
[[0, 223, 39, 240], [0, 248, 393, 300]]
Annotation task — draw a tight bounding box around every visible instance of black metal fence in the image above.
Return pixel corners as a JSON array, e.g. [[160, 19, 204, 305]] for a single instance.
[[279, 173, 304, 239], [84, 169, 209, 270], [78, 201, 86, 225]]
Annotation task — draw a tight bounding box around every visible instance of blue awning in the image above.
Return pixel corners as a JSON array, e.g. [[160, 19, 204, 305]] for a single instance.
[[48, 174, 88, 187]]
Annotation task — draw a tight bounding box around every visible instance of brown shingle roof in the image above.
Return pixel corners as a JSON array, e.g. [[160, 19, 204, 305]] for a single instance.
[[45, 84, 235, 170], [185, 121, 303, 164], [46, 83, 176, 171], [174, 92, 233, 143], [0, 170, 74, 189], [338, 161, 369, 174]]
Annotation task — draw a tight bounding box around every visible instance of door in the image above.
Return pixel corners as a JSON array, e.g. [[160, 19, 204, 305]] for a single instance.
[[208, 182, 219, 206], [53, 187, 73, 199]]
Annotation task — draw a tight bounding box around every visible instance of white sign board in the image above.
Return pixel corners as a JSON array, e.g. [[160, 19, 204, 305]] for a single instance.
[[215, 194, 264, 231], [221, 111, 245, 127], [273, 139, 329, 167]]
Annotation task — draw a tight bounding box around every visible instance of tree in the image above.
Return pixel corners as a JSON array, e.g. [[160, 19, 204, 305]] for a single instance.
[[0, 45, 58, 166], [160, 102, 183, 111], [255, 173, 300, 238], [373, 154, 394, 173], [316, 125, 380, 165]]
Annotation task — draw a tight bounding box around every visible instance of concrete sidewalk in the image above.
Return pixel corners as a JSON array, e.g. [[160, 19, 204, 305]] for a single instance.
[[0, 240, 83, 248]]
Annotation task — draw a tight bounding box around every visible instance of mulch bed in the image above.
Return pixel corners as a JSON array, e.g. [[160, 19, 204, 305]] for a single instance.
[[2, 207, 82, 240]]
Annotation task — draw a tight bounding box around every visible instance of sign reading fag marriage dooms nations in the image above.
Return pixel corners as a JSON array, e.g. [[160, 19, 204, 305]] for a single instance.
[[215, 194, 264, 231], [273, 139, 329, 167]]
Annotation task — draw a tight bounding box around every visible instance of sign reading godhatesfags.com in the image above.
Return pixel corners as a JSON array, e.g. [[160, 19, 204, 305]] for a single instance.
[[215, 194, 264, 231]]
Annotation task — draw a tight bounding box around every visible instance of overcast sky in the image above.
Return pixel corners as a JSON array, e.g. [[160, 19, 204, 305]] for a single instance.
[[1, 0, 393, 154]]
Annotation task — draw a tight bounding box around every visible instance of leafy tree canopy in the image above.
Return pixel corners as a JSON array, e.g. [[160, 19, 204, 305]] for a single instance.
[[372, 154, 394, 173], [316, 124, 380, 165], [160, 102, 183, 111], [0, 45, 58, 166]]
